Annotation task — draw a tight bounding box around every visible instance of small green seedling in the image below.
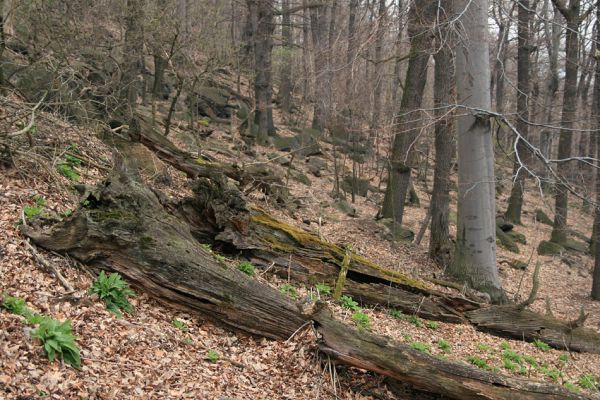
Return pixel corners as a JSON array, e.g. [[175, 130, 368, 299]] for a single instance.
[[578, 374, 597, 390], [236, 261, 255, 276], [339, 295, 360, 311], [171, 319, 188, 332], [500, 341, 511, 350], [23, 195, 46, 219], [533, 339, 551, 352], [352, 312, 371, 330], [89, 271, 135, 317], [408, 315, 422, 327], [205, 350, 220, 363], [280, 284, 298, 299], [410, 342, 430, 353], [467, 356, 491, 370], [389, 309, 404, 319], [437, 339, 451, 353], [477, 343, 492, 352], [503, 359, 518, 371], [563, 382, 580, 393], [315, 282, 332, 296], [559, 354, 570, 363], [426, 321, 439, 330]]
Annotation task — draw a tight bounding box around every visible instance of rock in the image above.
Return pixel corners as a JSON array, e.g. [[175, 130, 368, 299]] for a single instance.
[[537, 240, 564, 256], [510, 260, 528, 270], [188, 86, 234, 119], [495, 217, 514, 232], [335, 200, 358, 217], [341, 176, 371, 197], [306, 157, 327, 177], [268, 153, 291, 167], [378, 218, 415, 242], [272, 129, 322, 157], [562, 239, 588, 254], [496, 226, 519, 253], [272, 135, 300, 152], [569, 229, 591, 244], [534, 209, 553, 226], [288, 169, 311, 186], [507, 230, 527, 245]]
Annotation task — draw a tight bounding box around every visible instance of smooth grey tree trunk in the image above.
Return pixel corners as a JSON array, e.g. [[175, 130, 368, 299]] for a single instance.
[[592, 1, 600, 301], [309, 3, 328, 131], [505, 0, 532, 224], [381, 0, 435, 225], [550, 0, 581, 244], [0, 0, 5, 95], [446, 0, 504, 303], [390, 0, 403, 111], [429, 3, 454, 267]]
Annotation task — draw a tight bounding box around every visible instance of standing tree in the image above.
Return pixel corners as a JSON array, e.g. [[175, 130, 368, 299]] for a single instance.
[[369, 0, 387, 141], [549, 0, 585, 245], [309, 2, 329, 131], [278, 0, 292, 113], [121, 0, 145, 120], [592, 0, 600, 301], [429, 1, 455, 267], [446, 0, 505, 303], [380, 0, 435, 225], [250, 0, 276, 143], [505, 0, 532, 224]]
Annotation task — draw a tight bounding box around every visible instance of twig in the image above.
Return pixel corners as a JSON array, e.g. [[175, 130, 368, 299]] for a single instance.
[[8, 94, 47, 138], [23, 240, 75, 293]]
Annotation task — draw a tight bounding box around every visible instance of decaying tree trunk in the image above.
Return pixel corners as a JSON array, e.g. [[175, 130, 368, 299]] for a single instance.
[[20, 147, 600, 398], [314, 307, 593, 400]]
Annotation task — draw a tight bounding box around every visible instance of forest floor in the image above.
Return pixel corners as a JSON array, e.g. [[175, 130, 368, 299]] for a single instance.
[[2, 80, 600, 399]]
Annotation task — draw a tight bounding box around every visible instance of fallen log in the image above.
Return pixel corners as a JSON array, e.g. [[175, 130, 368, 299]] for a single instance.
[[22, 167, 305, 340], [177, 178, 600, 353], [21, 166, 600, 399], [314, 306, 596, 400]]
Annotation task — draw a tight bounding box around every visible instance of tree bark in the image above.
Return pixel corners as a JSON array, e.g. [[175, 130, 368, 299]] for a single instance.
[[429, 7, 455, 267], [505, 0, 532, 225], [381, 0, 435, 225], [250, 0, 276, 143], [309, 3, 328, 131], [0, 0, 6, 95], [550, 0, 581, 245], [278, 0, 292, 113], [592, 0, 600, 301], [120, 0, 145, 120], [446, 0, 504, 303], [369, 0, 387, 140], [315, 307, 594, 400]]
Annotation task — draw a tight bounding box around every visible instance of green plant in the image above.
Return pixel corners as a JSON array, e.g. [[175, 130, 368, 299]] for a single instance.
[[200, 243, 213, 252], [540, 366, 562, 382], [578, 374, 597, 390], [339, 295, 359, 311], [437, 339, 451, 353], [477, 343, 491, 352], [64, 154, 82, 166], [502, 350, 524, 364], [503, 359, 518, 371], [56, 163, 80, 181], [60, 209, 73, 219], [426, 321, 439, 330], [205, 350, 220, 363], [467, 356, 491, 370], [563, 382, 580, 393], [2, 294, 29, 315], [236, 261, 255, 276], [403, 334, 413, 342], [559, 354, 570, 363], [351, 312, 371, 330], [408, 315, 422, 327], [500, 341, 511, 350], [389, 309, 404, 319], [315, 282, 332, 296], [23, 195, 46, 219], [522, 355, 538, 368], [171, 319, 188, 332], [30, 318, 81, 369], [533, 339, 551, 352], [410, 342, 430, 353], [182, 337, 194, 346], [280, 284, 298, 299], [89, 271, 135, 317]]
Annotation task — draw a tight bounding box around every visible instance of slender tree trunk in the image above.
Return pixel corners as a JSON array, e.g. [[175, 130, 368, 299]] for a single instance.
[[505, 0, 532, 224], [121, 0, 145, 120], [250, 0, 275, 143], [447, 0, 505, 303], [592, 0, 600, 301], [301, 0, 310, 102], [369, 0, 387, 139], [381, 0, 435, 225], [279, 0, 292, 113], [429, 5, 454, 267], [310, 3, 328, 131], [0, 0, 6, 95], [390, 0, 404, 111], [491, 6, 511, 147], [550, 0, 581, 245]]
